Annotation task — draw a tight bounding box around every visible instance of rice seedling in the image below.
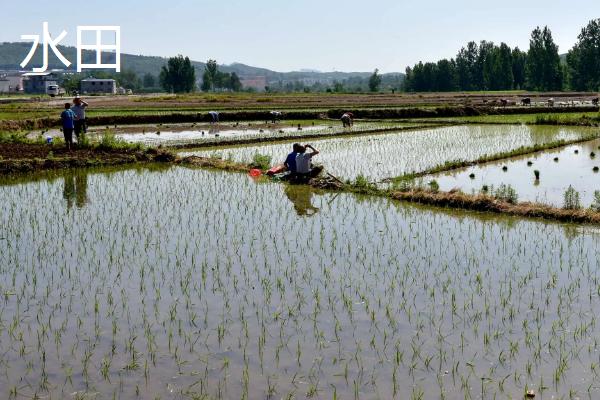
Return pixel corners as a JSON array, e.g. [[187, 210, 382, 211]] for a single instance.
[[492, 184, 518, 203], [0, 164, 598, 399], [563, 186, 581, 210], [114, 121, 423, 147], [590, 191, 600, 211], [183, 125, 597, 181]]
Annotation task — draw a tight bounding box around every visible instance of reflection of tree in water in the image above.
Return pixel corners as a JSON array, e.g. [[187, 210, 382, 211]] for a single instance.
[[284, 185, 319, 216], [63, 170, 89, 209]]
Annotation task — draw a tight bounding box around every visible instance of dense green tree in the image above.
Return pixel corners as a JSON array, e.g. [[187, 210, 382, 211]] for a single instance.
[[229, 72, 243, 91], [511, 47, 527, 89], [456, 42, 479, 91], [201, 59, 219, 91], [60, 74, 83, 93], [143, 73, 156, 88], [483, 43, 513, 90], [476, 41, 494, 89], [435, 59, 458, 91], [200, 61, 243, 92], [368, 69, 382, 92], [116, 69, 142, 90], [566, 19, 600, 91], [159, 55, 196, 93], [525, 26, 562, 91]]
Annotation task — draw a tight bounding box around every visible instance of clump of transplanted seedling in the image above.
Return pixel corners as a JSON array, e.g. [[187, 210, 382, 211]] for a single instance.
[[393, 179, 414, 192], [527, 161, 533, 166], [534, 170, 540, 180], [590, 191, 600, 211], [428, 180, 439, 192], [502, 166, 508, 171], [591, 152, 596, 158], [563, 185, 581, 210], [352, 175, 377, 192], [593, 166, 599, 173], [469, 173, 475, 179], [492, 184, 518, 203], [553, 157, 559, 162], [250, 153, 272, 170]]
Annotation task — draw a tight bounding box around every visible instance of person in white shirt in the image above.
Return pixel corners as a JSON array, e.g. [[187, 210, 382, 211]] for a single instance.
[[294, 144, 322, 181], [208, 111, 219, 124], [71, 97, 89, 141]]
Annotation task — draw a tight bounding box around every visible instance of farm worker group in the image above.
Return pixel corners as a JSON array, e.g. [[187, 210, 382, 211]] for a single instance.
[[59, 97, 89, 150]]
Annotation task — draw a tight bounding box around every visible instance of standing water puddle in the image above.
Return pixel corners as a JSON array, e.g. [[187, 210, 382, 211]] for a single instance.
[[429, 137, 600, 207]]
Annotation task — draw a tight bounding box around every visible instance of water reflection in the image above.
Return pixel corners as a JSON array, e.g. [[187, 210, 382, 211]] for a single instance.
[[284, 184, 320, 216], [63, 171, 88, 209]]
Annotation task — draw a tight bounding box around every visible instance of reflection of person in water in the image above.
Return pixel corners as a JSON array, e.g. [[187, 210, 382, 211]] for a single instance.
[[284, 184, 319, 216], [63, 171, 89, 209]]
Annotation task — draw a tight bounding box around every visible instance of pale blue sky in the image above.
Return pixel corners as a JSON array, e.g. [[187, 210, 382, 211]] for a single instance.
[[1, 0, 598, 72]]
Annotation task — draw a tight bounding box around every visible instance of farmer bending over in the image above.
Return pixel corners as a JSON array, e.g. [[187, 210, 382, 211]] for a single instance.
[[61, 103, 76, 150], [341, 112, 353, 128], [209, 111, 219, 124]]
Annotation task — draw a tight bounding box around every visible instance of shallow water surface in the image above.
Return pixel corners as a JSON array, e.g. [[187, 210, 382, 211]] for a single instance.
[[0, 166, 599, 399], [429, 138, 600, 207]]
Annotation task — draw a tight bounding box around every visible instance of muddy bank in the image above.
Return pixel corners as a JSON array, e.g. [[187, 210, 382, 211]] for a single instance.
[[388, 189, 600, 224], [326, 105, 598, 119], [0, 144, 174, 174], [2, 105, 597, 131], [176, 155, 252, 173]]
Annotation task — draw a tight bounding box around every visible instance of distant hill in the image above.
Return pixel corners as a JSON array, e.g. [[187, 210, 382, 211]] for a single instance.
[[0, 42, 404, 86]]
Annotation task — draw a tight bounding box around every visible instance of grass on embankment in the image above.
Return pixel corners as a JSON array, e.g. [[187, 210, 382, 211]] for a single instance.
[[0, 131, 175, 174]]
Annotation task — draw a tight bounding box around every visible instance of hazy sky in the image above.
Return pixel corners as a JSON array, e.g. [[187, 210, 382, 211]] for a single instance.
[[1, 0, 598, 72]]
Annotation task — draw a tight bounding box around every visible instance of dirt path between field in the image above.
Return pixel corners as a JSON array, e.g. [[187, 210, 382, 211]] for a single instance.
[[0, 143, 174, 174]]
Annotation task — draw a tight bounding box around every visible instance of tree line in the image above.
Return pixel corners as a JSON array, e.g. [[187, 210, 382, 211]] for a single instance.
[[404, 19, 600, 92]]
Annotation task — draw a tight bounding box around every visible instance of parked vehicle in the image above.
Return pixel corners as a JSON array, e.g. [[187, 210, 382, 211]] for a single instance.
[[46, 85, 65, 97]]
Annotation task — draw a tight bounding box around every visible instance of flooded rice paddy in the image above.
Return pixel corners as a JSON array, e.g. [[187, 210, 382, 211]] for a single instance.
[[1, 166, 600, 399], [32, 121, 425, 147], [429, 138, 600, 208], [181, 125, 597, 181]]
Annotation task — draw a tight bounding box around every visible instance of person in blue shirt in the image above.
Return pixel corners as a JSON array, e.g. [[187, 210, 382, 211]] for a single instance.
[[284, 143, 302, 174], [60, 103, 76, 150]]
